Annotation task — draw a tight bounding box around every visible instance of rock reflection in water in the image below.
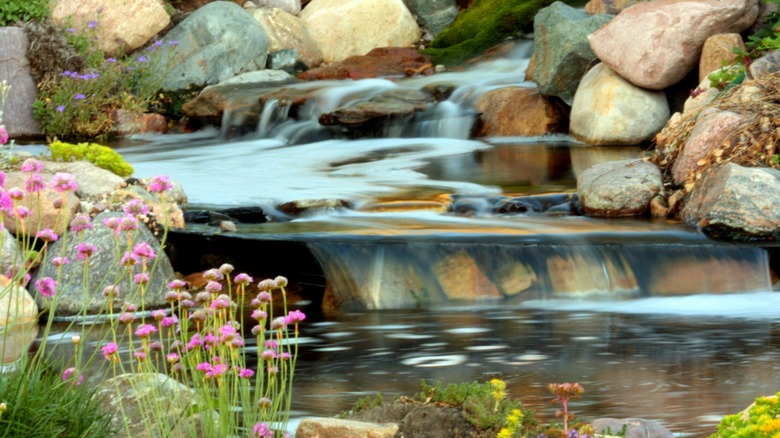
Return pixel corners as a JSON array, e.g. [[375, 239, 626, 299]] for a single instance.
[[290, 305, 780, 437]]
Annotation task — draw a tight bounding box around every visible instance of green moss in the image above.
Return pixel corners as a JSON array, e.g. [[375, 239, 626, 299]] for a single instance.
[[423, 0, 586, 66], [48, 140, 134, 177]]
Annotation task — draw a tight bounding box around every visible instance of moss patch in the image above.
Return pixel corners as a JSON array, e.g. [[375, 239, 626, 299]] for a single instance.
[[423, 0, 588, 66]]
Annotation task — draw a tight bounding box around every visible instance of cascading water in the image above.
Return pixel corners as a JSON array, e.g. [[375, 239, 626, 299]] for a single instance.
[[117, 40, 780, 436]]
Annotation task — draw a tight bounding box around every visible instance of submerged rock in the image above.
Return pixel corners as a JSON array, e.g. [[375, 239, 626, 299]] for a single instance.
[[473, 87, 568, 137], [318, 88, 431, 135]]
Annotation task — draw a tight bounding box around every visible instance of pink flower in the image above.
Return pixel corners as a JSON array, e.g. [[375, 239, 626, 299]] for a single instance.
[[101, 342, 118, 361], [134, 272, 149, 285], [234, 273, 253, 286], [7, 187, 23, 201], [219, 263, 234, 275], [253, 422, 271, 437], [25, 174, 45, 193], [102, 285, 119, 298], [36, 228, 58, 243], [70, 213, 93, 232], [202, 268, 223, 281], [205, 280, 222, 294], [205, 363, 228, 379], [257, 291, 272, 303], [239, 368, 254, 379], [261, 350, 276, 361], [134, 351, 147, 361], [35, 277, 57, 298], [76, 242, 97, 260], [251, 309, 267, 321], [119, 215, 138, 232], [14, 206, 29, 219], [148, 175, 173, 193], [166, 353, 180, 363], [196, 362, 211, 372], [62, 367, 76, 381], [103, 216, 120, 232], [285, 309, 306, 325], [161, 315, 178, 328], [20, 158, 42, 173], [0, 125, 8, 145], [0, 190, 11, 212], [135, 324, 157, 338], [119, 312, 135, 324], [123, 199, 148, 216], [50, 172, 78, 192], [120, 252, 139, 267], [151, 309, 166, 321], [169, 279, 187, 290], [133, 242, 156, 260], [270, 317, 286, 330], [264, 340, 277, 349], [51, 256, 70, 267]]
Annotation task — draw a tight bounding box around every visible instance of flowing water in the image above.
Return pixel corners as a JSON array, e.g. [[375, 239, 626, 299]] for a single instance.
[[104, 41, 780, 436]]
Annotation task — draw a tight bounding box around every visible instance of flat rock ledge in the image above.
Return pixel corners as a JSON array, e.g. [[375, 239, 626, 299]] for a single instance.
[[296, 418, 398, 438]]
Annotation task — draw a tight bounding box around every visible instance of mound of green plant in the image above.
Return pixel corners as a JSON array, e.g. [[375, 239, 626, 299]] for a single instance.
[[0, 362, 114, 437], [48, 140, 134, 177], [0, 0, 48, 26], [423, 0, 587, 66], [710, 392, 780, 437]]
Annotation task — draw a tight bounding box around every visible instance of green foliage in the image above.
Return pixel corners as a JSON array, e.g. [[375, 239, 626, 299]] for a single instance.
[[710, 392, 780, 437], [0, 362, 114, 437], [48, 140, 134, 177], [33, 19, 174, 140], [0, 0, 48, 26]]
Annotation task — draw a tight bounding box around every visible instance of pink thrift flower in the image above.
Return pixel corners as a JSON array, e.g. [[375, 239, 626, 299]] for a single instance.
[[119, 312, 135, 324], [251, 309, 267, 321], [101, 342, 118, 361], [219, 263, 234, 275], [14, 206, 29, 219], [76, 242, 97, 260], [36, 228, 58, 243], [261, 350, 276, 361], [50, 172, 78, 192], [103, 216, 120, 232], [285, 309, 306, 325], [62, 367, 76, 381], [148, 175, 173, 193], [134, 351, 147, 361], [25, 174, 45, 193], [51, 256, 70, 267], [257, 291, 272, 303], [0, 125, 8, 145], [239, 368, 254, 379], [169, 279, 187, 290], [135, 324, 157, 338], [151, 309, 166, 321], [166, 353, 180, 364], [133, 242, 156, 260], [0, 190, 11, 212], [102, 285, 120, 298], [120, 252, 139, 267], [206, 363, 228, 379], [35, 277, 57, 298], [270, 317, 286, 330], [70, 213, 93, 232], [161, 315, 178, 328], [279, 352, 291, 361], [133, 272, 150, 285], [123, 199, 148, 216], [196, 362, 211, 373], [202, 268, 223, 281], [119, 215, 138, 232], [7, 187, 23, 201], [205, 280, 222, 294], [20, 158, 42, 173], [234, 273, 253, 286]]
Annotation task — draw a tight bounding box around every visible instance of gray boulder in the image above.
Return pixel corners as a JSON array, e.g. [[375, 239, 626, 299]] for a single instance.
[[31, 211, 176, 315], [404, 0, 458, 37], [682, 163, 780, 239], [532, 2, 613, 105], [160, 1, 270, 91], [592, 418, 674, 438], [0, 27, 41, 138], [577, 159, 663, 217]]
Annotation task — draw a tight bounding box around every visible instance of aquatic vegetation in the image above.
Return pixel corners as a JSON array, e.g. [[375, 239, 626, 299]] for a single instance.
[[48, 140, 134, 177], [710, 392, 780, 437]]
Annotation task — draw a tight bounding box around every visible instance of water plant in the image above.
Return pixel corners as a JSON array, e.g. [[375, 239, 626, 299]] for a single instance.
[[710, 391, 780, 437]]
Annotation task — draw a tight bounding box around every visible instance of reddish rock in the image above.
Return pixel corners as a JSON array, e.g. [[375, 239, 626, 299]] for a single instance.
[[297, 47, 432, 80], [473, 87, 568, 137], [111, 111, 168, 136]]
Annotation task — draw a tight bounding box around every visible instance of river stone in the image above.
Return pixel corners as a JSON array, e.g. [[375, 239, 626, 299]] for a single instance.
[[300, 0, 421, 63], [577, 159, 663, 217], [473, 87, 568, 137], [584, 0, 648, 14], [592, 418, 674, 438], [298, 47, 432, 80], [588, 0, 759, 90], [31, 211, 176, 315], [50, 0, 170, 57], [1, 171, 80, 237], [672, 108, 746, 185], [546, 253, 638, 297], [403, 0, 458, 37], [748, 50, 780, 80], [42, 160, 125, 201], [532, 2, 613, 105], [570, 63, 670, 144], [318, 88, 431, 134], [250, 8, 323, 69], [0, 228, 23, 276], [683, 76, 719, 114], [682, 163, 780, 239], [699, 33, 745, 83], [160, 1, 270, 91], [297, 418, 399, 438], [433, 251, 502, 300], [648, 256, 768, 295], [0, 27, 41, 138], [247, 0, 301, 15]]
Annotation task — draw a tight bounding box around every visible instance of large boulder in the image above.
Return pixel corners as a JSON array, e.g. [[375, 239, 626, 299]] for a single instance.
[[1, 171, 80, 237], [577, 159, 663, 217], [31, 211, 176, 315], [42, 160, 125, 201], [473, 87, 568, 137], [250, 7, 323, 69], [160, 1, 270, 91], [0, 27, 41, 138], [0, 276, 38, 364], [570, 63, 669, 144], [588, 0, 759, 90], [403, 0, 459, 37], [682, 163, 780, 239], [300, 0, 420, 63], [532, 2, 613, 105], [50, 0, 170, 57]]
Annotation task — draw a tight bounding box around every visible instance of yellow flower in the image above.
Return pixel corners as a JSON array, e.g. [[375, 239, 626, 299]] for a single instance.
[[490, 379, 507, 402], [497, 429, 513, 438]]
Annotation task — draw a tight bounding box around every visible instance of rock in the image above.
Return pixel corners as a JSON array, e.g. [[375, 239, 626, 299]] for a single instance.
[[31, 211, 177, 315], [473, 87, 568, 137], [748, 50, 780, 80], [682, 163, 780, 239], [699, 33, 745, 83], [648, 257, 768, 295], [277, 198, 351, 217], [588, 0, 759, 90], [300, 0, 420, 63], [110, 186, 186, 229], [94, 373, 198, 438], [532, 2, 613, 105], [247, 0, 301, 15], [403, 0, 458, 37], [250, 7, 323, 69], [160, 1, 270, 91], [0, 229, 23, 276], [1, 171, 80, 237], [181, 70, 295, 128], [570, 63, 669, 144], [584, 0, 647, 14], [493, 193, 580, 215], [267, 49, 298, 72], [137, 177, 188, 210], [110, 111, 168, 136], [592, 418, 674, 438], [296, 418, 399, 438], [298, 47, 432, 81], [683, 77, 719, 114], [41, 160, 125, 201], [672, 108, 746, 185], [577, 159, 663, 217], [318, 88, 431, 135], [433, 251, 502, 300], [493, 261, 536, 296], [50, 0, 170, 57], [546, 253, 638, 297], [0, 275, 38, 364], [0, 27, 41, 138]]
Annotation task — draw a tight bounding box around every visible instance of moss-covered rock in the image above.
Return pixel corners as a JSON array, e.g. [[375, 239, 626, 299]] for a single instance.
[[423, 0, 587, 66]]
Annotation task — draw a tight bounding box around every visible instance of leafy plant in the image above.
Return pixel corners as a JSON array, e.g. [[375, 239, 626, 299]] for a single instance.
[[0, 0, 48, 26], [48, 140, 134, 177], [710, 392, 780, 437]]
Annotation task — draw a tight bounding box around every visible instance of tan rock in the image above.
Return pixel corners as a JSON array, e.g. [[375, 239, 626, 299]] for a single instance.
[[42, 160, 125, 202], [585, 0, 648, 14], [433, 251, 501, 300], [588, 0, 759, 89], [110, 186, 185, 229], [649, 257, 768, 295], [683, 77, 718, 114], [699, 33, 745, 83], [296, 418, 399, 438], [300, 0, 420, 63], [473, 87, 568, 137], [546, 253, 638, 296], [251, 8, 323, 68], [494, 261, 536, 296], [2, 171, 80, 237], [50, 0, 170, 57]]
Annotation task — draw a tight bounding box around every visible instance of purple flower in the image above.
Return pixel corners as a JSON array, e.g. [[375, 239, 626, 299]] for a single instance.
[[147, 175, 173, 193], [76, 242, 97, 260], [88, 20, 98, 29], [137, 55, 147, 63], [73, 93, 86, 100], [285, 309, 306, 325], [101, 342, 118, 361], [168, 40, 179, 46], [35, 277, 57, 298], [133, 242, 156, 260], [70, 213, 93, 232], [106, 57, 117, 63], [21, 158, 42, 173], [61, 70, 72, 77], [135, 324, 157, 338], [36, 228, 58, 243], [56, 105, 65, 113], [51, 172, 78, 192], [154, 40, 163, 47], [66, 28, 76, 33]]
